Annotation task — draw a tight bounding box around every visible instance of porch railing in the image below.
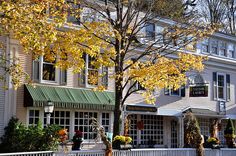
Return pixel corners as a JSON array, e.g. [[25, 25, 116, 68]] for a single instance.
[[1, 148, 236, 156]]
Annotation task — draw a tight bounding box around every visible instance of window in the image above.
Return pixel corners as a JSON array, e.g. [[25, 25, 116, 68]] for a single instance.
[[102, 113, 110, 133], [130, 81, 145, 92], [66, 0, 80, 24], [33, 56, 67, 85], [140, 115, 163, 146], [28, 110, 40, 126], [42, 57, 56, 81], [164, 86, 185, 97], [79, 54, 108, 88], [198, 118, 210, 137], [219, 42, 227, 56], [128, 114, 138, 146], [211, 40, 218, 54], [201, 39, 209, 53], [44, 110, 70, 130], [74, 112, 98, 140], [146, 23, 155, 40], [213, 72, 230, 101], [228, 43, 235, 58]]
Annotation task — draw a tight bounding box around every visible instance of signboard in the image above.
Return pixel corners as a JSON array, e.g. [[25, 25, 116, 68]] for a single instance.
[[189, 86, 208, 97], [126, 105, 157, 113], [219, 101, 226, 115]]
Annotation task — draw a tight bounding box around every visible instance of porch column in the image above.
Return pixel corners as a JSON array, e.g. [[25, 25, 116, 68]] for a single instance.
[[178, 116, 184, 147]]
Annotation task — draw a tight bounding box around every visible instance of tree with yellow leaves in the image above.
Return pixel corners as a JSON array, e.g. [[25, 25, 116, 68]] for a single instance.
[[1, 0, 217, 153]]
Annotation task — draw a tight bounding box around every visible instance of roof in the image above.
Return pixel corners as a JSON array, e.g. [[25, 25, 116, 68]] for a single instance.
[[24, 84, 115, 111], [183, 108, 225, 117]]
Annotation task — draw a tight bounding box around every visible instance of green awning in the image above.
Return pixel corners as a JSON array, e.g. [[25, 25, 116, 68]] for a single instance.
[[24, 85, 115, 111]]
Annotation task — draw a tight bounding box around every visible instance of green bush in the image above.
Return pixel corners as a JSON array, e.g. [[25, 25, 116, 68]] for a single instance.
[[224, 118, 236, 138], [0, 117, 61, 153]]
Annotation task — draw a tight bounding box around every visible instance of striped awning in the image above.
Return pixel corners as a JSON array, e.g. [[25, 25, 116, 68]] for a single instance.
[[24, 84, 115, 111]]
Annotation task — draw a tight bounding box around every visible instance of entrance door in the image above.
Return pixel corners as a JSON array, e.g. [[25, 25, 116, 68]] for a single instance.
[[171, 120, 178, 148]]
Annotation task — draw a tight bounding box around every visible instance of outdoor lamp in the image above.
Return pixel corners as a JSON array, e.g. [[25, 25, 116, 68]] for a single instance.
[[44, 100, 54, 125]]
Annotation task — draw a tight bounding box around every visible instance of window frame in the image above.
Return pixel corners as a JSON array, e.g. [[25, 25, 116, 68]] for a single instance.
[[79, 54, 108, 88]]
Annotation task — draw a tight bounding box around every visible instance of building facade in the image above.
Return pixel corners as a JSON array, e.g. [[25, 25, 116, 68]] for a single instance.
[[0, 18, 236, 149]]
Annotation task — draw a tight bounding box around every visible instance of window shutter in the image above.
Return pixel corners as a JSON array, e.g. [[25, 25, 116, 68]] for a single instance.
[[213, 72, 217, 100], [181, 86, 185, 97], [226, 74, 230, 101], [164, 88, 169, 95], [33, 60, 39, 82], [60, 69, 67, 85]]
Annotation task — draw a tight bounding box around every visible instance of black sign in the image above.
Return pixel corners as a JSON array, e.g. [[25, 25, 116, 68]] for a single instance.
[[189, 86, 208, 97], [126, 105, 157, 112]]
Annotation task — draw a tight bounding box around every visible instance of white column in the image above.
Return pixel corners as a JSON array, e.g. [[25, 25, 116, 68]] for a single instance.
[[178, 116, 184, 147]]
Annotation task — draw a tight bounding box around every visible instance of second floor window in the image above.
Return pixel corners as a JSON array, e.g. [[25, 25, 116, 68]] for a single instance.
[[33, 56, 67, 85], [164, 86, 185, 97], [213, 72, 230, 101], [79, 54, 108, 88]]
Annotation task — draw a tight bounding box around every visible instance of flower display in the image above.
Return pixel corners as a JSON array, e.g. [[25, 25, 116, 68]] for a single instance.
[[113, 135, 132, 144], [72, 130, 83, 150], [58, 129, 68, 143], [207, 137, 220, 145]]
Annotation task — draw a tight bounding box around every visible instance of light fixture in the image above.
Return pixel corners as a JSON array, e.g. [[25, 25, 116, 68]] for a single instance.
[[44, 100, 54, 125]]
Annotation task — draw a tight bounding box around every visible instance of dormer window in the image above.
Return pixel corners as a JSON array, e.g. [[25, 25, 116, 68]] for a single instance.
[[146, 23, 155, 40], [228, 43, 235, 58], [219, 41, 227, 57], [211, 40, 218, 54], [201, 39, 209, 53]]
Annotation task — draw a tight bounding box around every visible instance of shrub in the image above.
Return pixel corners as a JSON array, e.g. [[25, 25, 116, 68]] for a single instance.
[[224, 118, 236, 138], [0, 117, 61, 153]]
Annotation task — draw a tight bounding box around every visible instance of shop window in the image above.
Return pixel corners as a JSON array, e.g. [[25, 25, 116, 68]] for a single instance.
[[44, 110, 70, 131], [102, 113, 110, 133], [140, 115, 163, 146], [28, 110, 40, 126], [213, 72, 230, 101], [79, 54, 108, 88], [33, 56, 67, 85], [198, 118, 210, 137], [128, 114, 138, 146], [74, 112, 98, 140]]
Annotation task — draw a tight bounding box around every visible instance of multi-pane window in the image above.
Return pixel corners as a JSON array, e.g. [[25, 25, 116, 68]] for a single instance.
[[171, 120, 178, 148], [219, 42, 227, 56], [146, 23, 155, 40], [44, 111, 70, 131], [198, 118, 210, 137], [217, 74, 225, 99], [33, 56, 67, 84], [201, 39, 209, 53], [213, 72, 230, 100], [228, 43, 235, 58], [140, 115, 163, 146], [28, 110, 40, 126], [79, 54, 108, 88], [211, 40, 218, 54], [42, 57, 56, 81], [101, 113, 110, 133], [218, 120, 227, 146], [74, 112, 98, 140]]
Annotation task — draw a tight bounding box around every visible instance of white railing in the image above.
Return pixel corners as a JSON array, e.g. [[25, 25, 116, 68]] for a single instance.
[[0, 151, 53, 156], [1, 148, 236, 156]]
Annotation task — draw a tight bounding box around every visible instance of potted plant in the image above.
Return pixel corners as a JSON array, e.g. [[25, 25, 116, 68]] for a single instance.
[[224, 118, 236, 148], [72, 130, 83, 150], [112, 135, 132, 150], [206, 137, 220, 149]]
